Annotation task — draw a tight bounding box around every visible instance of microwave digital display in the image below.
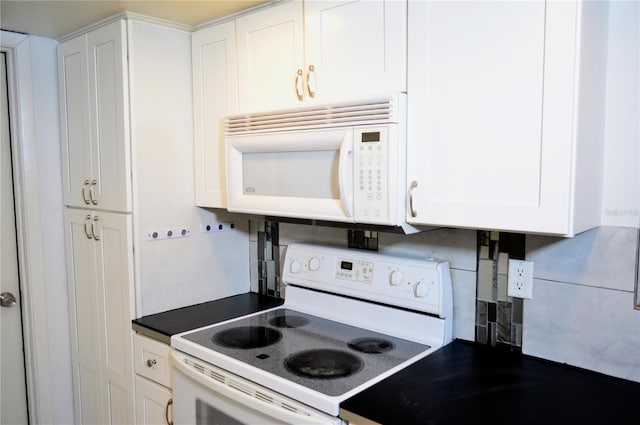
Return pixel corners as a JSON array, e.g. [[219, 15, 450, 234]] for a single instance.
[[361, 132, 380, 143]]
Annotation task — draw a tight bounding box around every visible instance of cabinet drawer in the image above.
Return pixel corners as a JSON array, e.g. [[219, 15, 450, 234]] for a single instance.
[[134, 334, 172, 388]]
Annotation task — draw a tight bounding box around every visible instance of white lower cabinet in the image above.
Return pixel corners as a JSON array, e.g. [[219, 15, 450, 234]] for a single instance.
[[135, 377, 172, 425], [60, 13, 195, 425], [64, 208, 135, 424], [134, 334, 173, 425]]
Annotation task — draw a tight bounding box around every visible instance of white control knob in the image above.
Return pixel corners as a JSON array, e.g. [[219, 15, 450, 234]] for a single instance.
[[389, 270, 404, 286], [308, 256, 321, 271], [413, 280, 430, 298], [290, 260, 302, 274]]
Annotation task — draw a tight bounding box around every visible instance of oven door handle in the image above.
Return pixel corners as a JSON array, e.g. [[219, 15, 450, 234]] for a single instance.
[[171, 351, 340, 425]]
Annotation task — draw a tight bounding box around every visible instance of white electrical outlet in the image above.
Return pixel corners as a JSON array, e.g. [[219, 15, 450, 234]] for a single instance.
[[507, 259, 534, 299], [146, 226, 191, 241], [200, 222, 237, 233]]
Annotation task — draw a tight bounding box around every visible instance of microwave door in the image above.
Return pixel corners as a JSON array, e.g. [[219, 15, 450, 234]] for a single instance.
[[225, 129, 355, 222]]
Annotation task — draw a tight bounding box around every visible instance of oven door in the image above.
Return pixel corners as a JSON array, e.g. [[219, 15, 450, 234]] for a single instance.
[[225, 127, 354, 222], [171, 351, 344, 425]]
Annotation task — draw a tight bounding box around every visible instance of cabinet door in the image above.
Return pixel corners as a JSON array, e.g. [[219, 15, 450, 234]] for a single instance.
[[193, 21, 238, 208], [304, 0, 406, 102], [64, 209, 135, 424], [87, 21, 132, 212], [64, 209, 104, 423], [135, 376, 172, 425], [407, 0, 569, 234], [58, 36, 92, 208], [236, 1, 304, 112], [93, 211, 135, 424]]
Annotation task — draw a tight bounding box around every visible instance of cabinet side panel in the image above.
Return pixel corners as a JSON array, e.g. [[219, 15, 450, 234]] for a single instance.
[[128, 20, 250, 316], [572, 1, 609, 234]]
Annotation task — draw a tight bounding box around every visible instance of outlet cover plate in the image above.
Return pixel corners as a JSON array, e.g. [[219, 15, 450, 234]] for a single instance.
[[507, 259, 534, 299]]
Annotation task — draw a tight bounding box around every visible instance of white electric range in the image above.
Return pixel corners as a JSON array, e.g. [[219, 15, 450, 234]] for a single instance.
[[171, 243, 453, 424]]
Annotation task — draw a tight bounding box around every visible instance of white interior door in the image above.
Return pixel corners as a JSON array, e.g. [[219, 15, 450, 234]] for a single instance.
[[1, 51, 29, 425]]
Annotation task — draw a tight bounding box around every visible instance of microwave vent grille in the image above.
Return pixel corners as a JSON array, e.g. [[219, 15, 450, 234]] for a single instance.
[[225, 96, 400, 134]]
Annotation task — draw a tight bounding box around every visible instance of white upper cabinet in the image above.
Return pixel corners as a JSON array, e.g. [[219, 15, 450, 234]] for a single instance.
[[192, 20, 238, 208], [236, 0, 406, 113], [236, 1, 304, 112], [407, 0, 608, 236], [304, 0, 406, 103], [58, 20, 131, 212]]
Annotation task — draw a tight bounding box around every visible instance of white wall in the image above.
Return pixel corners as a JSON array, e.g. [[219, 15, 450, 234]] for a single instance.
[[28, 35, 74, 424], [601, 0, 640, 227], [0, 31, 75, 424]]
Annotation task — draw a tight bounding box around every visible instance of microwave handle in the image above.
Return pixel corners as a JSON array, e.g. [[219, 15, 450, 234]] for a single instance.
[[338, 135, 354, 218]]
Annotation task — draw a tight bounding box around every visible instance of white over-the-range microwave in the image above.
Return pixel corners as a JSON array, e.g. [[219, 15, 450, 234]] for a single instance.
[[224, 93, 419, 233]]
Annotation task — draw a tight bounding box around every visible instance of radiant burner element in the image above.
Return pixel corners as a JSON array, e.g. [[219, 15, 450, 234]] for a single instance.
[[284, 349, 364, 379], [268, 314, 310, 328], [347, 338, 395, 354], [213, 326, 282, 349]]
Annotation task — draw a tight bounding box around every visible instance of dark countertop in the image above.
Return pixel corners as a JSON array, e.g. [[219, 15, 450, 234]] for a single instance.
[[341, 339, 640, 425], [133, 297, 639, 424], [132, 292, 283, 344]]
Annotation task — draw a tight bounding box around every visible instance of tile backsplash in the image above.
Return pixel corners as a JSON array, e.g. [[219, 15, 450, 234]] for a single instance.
[[250, 221, 640, 383], [475, 231, 525, 349]]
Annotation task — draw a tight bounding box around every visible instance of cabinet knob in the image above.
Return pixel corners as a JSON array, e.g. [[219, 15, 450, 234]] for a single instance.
[[146, 358, 157, 367]]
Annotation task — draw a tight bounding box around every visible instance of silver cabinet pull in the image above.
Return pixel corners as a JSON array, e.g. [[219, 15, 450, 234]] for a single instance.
[[84, 214, 93, 240], [409, 180, 418, 218], [165, 398, 173, 425], [82, 180, 91, 205], [92, 215, 100, 241], [0, 292, 17, 307], [146, 359, 157, 367], [306, 64, 316, 98], [88, 179, 98, 205], [295, 69, 304, 101]]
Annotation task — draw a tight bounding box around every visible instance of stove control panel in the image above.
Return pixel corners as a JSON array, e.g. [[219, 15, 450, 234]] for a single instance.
[[283, 243, 453, 317], [336, 258, 374, 283]]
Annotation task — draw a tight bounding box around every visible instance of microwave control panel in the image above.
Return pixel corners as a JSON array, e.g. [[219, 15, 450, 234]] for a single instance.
[[353, 127, 389, 222]]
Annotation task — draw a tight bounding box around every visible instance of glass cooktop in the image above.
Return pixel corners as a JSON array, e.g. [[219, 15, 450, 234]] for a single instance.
[[181, 308, 430, 397]]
